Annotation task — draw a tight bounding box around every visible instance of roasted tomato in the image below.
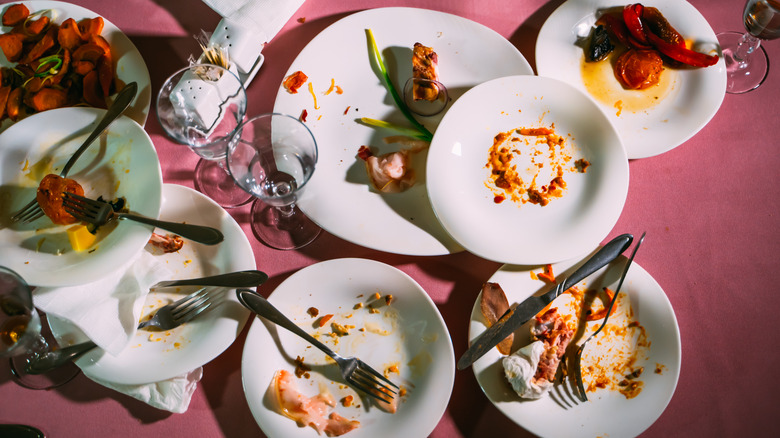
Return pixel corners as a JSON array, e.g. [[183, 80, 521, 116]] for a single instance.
[[614, 48, 664, 90], [36, 174, 84, 225]]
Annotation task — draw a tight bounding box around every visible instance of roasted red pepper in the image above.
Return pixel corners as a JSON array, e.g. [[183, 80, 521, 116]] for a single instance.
[[623, 4, 650, 45], [645, 30, 719, 67]]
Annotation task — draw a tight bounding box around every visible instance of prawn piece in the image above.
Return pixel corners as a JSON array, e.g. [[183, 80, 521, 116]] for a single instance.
[[358, 146, 416, 193], [272, 370, 360, 436]]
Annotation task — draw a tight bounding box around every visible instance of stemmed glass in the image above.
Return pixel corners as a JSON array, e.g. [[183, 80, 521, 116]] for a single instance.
[[718, 0, 780, 94], [1, 266, 80, 389], [226, 113, 321, 250], [156, 63, 252, 208]]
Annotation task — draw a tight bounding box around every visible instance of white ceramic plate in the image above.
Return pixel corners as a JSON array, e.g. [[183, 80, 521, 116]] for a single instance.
[[48, 184, 253, 385], [427, 75, 628, 265], [0, 107, 162, 287], [0, 0, 152, 130], [274, 7, 534, 255], [469, 254, 681, 437], [241, 258, 455, 438], [536, 0, 726, 159]]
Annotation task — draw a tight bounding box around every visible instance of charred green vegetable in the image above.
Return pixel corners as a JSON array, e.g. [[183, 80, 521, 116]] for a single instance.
[[586, 25, 614, 62]]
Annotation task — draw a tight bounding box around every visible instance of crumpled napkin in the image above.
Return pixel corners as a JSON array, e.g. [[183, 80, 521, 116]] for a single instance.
[[34, 250, 171, 356], [33, 250, 200, 413], [88, 367, 203, 414], [202, 0, 305, 44]]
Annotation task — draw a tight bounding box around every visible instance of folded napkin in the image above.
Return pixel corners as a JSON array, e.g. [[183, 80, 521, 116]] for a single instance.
[[33, 250, 200, 413], [202, 0, 305, 44]]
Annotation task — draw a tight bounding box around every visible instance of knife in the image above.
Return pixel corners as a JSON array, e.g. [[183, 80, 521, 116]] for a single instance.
[[152, 270, 268, 289], [456, 233, 633, 370]]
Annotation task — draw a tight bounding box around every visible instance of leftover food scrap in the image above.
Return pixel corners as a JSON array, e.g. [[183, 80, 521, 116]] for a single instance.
[[148, 232, 184, 253], [0, 4, 122, 121], [495, 279, 652, 401], [585, 3, 718, 90], [282, 70, 307, 94], [486, 125, 583, 206], [36, 173, 83, 225], [271, 369, 361, 436], [411, 42, 440, 101], [479, 282, 513, 355]]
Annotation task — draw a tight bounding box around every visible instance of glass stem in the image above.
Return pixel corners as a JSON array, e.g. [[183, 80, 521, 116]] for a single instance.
[[734, 32, 762, 68]]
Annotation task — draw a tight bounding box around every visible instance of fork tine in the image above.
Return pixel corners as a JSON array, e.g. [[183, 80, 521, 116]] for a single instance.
[[352, 367, 396, 395], [62, 193, 102, 215], [347, 375, 393, 404], [171, 288, 213, 323], [19, 207, 45, 224], [10, 199, 39, 222], [357, 361, 399, 389]]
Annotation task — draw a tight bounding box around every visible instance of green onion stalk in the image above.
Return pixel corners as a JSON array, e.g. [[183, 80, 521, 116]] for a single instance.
[[362, 29, 433, 142]]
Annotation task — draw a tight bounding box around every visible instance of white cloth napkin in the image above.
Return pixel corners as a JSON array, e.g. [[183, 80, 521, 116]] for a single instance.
[[33, 250, 200, 413], [34, 250, 171, 355], [202, 0, 305, 44]]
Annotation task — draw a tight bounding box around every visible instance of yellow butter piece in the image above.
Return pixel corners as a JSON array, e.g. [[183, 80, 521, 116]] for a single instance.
[[67, 225, 96, 252]]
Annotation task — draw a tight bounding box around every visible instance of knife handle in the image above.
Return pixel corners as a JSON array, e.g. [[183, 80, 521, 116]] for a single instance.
[[154, 270, 269, 288], [560, 233, 633, 293]]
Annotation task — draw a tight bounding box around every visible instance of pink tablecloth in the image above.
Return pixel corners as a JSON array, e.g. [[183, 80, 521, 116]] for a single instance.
[[1, 0, 777, 437]]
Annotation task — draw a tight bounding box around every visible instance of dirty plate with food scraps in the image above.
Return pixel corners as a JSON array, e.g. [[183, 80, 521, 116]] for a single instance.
[[241, 258, 455, 438], [48, 184, 253, 385], [0, 107, 161, 287], [536, 0, 726, 159], [274, 7, 534, 256], [468, 253, 681, 438], [427, 75, 629, 265], [0, 1, 151, 130]]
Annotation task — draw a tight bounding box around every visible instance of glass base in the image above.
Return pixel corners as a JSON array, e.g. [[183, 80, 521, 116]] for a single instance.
[[250, 199, 322, 250], [718, 31, 769, 94], [194, 159, 253, 209], [9, 355, 80, 389]]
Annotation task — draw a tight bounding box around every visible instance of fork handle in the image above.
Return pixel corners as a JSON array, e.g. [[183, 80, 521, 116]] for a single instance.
[[236, 289, 340, 360], [60, 82, 138, 177], [116, 213, 224, 245]]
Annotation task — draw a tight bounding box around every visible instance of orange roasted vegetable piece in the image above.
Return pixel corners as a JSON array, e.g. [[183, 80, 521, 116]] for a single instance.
[[614, 48, 664, 89], [37, 174, 85, 225], [97, 55, 113, 97], [0, 85, 11, 119], [6, 86, 23, 120], [72, 42, 105, 64], [2, 4, 29, 27], [57, 18, 83, 50], [77, 17, 103, 39], [82, 70, 106, 108], [22, 16, 50, 39], [0, 32, 24, 62], [28, 87, 68, 112], [21, 25, 57, 64]]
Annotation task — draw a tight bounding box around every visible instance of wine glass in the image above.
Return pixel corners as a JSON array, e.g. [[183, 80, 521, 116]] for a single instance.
[[226, 113, 321, 250], [156, 63, 252, 208], [718, 0, 780, 93], [1, 266, 80, 389]]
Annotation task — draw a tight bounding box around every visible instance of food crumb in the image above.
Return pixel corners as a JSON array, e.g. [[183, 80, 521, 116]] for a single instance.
[[283, 71, 308, 94], [307, 307, 319, 317], [318, 314, 333, 327], [331, 322, 355, 336], [300, 108, 308, 122], [575, 158, 591, 173], [372, 292, 381, 300], [353, 302, 364, 310], [341, 395, 354, 407], [294, 356, 311, 378], [297, 17, 306, 23], [385, 294, 394, 305]]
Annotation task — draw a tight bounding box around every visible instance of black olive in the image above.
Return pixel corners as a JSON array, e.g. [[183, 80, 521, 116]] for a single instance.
[[586, 25, 614, 62]]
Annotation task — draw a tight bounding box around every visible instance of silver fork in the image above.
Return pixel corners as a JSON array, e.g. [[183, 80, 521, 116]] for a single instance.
[[236, 289, 399, 404], [62, 192, 224, 245], [10, 82, 138, 224], [573, 232, 646, 402], [26, 287, 216, 374]]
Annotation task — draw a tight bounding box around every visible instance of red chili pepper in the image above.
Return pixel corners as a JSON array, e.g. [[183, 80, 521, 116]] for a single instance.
[[623, 4, 650, 46], [645, 30, 719, 67]]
